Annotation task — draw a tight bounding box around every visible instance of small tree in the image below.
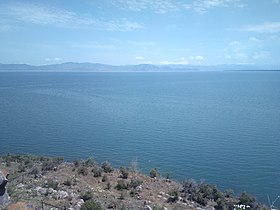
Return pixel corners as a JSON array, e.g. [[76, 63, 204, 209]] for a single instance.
[[81, 199, 102, 210], [78, 166, 88, 176], [149, 168, 160, 178], [115, 180, 128, 191], [238, 192, 256, 207], [93, 167, 102, 177], [119, 166, 129, 179], [101, 161, 114, 173], [80, 190, 93, 202], [85, 156, 96, 167]]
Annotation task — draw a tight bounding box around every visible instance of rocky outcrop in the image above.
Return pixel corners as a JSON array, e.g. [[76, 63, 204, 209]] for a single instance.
[[0, 170, 9, 207]]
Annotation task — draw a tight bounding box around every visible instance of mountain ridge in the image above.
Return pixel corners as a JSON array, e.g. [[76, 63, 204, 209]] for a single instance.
[[0, 62, 279, 72]]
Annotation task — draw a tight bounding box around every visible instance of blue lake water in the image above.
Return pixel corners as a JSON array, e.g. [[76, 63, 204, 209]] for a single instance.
[[0, 71, 279, 204]]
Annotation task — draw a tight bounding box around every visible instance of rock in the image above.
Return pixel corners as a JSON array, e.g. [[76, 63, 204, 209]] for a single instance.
[[144, 205, 153, 210], [17, 183, 25, 188], [136, 185, 143, 192], [107, 202, 116, 209], [58, 190, 69, 199], [35, 186, 47, 195], [73, 199, 84, 209], [0, 171, 9, 206]]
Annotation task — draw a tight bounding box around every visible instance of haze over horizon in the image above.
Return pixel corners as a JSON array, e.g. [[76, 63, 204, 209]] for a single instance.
[[1, 0, 280, 66]]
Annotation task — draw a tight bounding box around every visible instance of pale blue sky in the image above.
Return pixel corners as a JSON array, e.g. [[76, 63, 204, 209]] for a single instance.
[[0, 0, 280, 65]]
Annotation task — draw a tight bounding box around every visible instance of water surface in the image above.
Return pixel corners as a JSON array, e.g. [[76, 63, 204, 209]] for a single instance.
[[0, 71, 279, 203]]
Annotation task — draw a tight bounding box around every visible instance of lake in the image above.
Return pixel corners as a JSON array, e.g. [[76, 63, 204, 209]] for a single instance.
[[0, 71, 279, 204]]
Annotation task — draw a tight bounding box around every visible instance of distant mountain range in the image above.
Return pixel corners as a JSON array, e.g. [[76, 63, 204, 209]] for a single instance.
[[0, 62, 279, 72]]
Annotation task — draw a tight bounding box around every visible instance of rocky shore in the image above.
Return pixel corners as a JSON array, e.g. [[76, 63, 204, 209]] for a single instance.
[[0, 154, 270, 210]]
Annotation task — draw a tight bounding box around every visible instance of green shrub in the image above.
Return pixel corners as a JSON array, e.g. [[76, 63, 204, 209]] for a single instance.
[[81, 199, 102, 210], [74, 159, 81, 168], [45, 179, 59, 190], [119, 166, 129, 179], [119, 191, 125, 200], [18, 163, 26, 172], [78, 166, 88, 176], [115, 180, 128, 191], [105, 182, 111, 190], [225, 189, 234, 198], [92, 167, 102, 177], [85, 156, 96, 167], [63, 178, 73, 186], [153, 207, 166, 210], [149, 168, 160, 178], [215, 198, 227, 210], [101, 161, 114, 173], [167, 188, 179, 203], [129, 178, 143, 189], [80, 190, 93, 202], [31, 166, 40, 176], [238, 192, 256, 206], [130, 188, 137, 197], [42, 160, 56, 171]]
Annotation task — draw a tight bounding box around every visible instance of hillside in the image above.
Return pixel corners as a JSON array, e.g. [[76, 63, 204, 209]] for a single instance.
[[0, 154, 270, 210], [0, 63, 279, 72]]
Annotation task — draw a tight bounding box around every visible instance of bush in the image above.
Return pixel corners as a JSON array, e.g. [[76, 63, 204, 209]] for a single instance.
[[45, 179, 59, 190], [167, 188, 179, 203], [93, 167, 102, 177], [130, 188, 137, 197], [215, 198, 227, 210], [149, 168, 160, 178], [80, 199, 102, 210], [115, 180, 128, 191], [238, 192, 256, 207], [102, 174, 108, 182], [85, 156, 96, 167], [129, 178, 142, 189], [199, 184, 223, 201], [80, 190, 93, 202], [105, 182, 111, 190], [63, 179, 72, 186], [119, 191, 125, 200], [78, 166, 88, 176], [18, 163, 26, 172], [101, 161, 114, 173], [42, 160, 56, 171], [119, 166, 129, 179], [74, 159, 81, 168], [31, 166, 40, 176], [225, 189, 234, 198]]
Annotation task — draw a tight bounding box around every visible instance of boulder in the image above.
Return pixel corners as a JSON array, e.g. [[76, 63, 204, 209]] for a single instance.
[[0, 171, 9, 206]]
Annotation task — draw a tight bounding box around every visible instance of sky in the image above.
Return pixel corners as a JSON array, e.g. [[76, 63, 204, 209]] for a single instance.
[[0, 0, 280, 65]]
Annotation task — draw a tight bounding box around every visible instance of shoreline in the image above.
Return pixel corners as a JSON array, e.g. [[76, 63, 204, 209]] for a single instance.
[[0, 153, 271, 210]]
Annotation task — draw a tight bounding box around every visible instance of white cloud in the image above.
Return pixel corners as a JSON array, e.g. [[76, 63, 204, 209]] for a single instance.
[[249, 37, 261, 42], [45, 57, 63, 62], [2, 2, 143, 31], [111, 0, 179, 14], [242, 22, 280, 33], [187, 0, 245, 14], [160, 57, 189, 65], [135, 56, 144, 60], [190, 55, 204, 61], [110, 0, 244, 14], [160, 56, 205, 65]]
